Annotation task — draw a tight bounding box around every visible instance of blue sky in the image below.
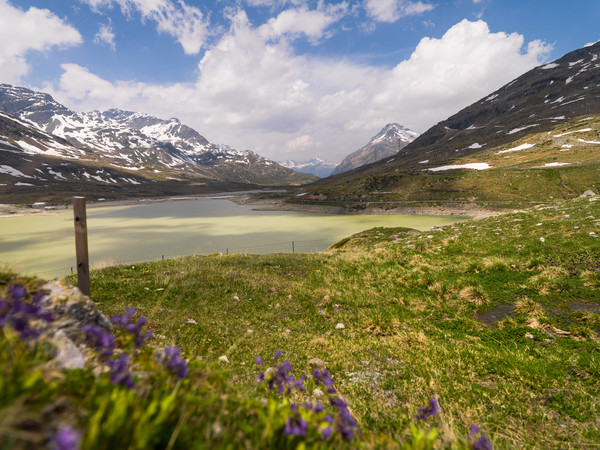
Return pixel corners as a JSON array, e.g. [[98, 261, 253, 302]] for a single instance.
[[1, 0, 599, 162]]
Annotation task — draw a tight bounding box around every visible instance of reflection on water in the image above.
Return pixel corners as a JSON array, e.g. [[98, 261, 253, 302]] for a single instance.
[[0, 198, 468, 278]]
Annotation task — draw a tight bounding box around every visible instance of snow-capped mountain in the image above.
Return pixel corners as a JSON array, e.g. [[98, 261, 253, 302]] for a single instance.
[[280, 157, 338, 178], [0, 84, 314, 190], [331, 123, 419, 175]]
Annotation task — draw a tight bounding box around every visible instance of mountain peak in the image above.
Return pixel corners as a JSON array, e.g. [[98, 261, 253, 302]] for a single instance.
[[331, 123, 419, 175]]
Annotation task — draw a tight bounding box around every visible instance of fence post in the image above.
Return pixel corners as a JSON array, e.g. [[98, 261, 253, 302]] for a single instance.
[[73, 196, 90, 297], [292, 241, 295, 253]]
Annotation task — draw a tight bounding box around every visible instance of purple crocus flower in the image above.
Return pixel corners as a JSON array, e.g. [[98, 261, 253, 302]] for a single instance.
[[274, 349, 283, 361], [415, 397, 441, 421], [254, 356, 264, 365], [51, 426, 81, 450]]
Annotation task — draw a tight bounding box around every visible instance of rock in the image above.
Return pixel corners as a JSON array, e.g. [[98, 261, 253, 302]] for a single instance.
[[40, 280, 113, 343], [525, 332, 534, 340], [578, 190, 597, 198], [47, 330, 86, 369], [312, 388, 324, 398], [335, 323, 345, 330], [308, 358, 326, 368]]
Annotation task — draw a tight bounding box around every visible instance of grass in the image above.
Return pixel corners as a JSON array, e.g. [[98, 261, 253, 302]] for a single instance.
[[2, 196, 600, 448]]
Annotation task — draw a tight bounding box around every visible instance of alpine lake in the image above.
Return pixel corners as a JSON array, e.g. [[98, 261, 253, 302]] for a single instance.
[[0, 196, 468, 279]]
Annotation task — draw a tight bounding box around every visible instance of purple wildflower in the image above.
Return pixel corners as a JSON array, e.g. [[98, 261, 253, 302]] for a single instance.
[[415, 397, 441, 421], [330, 397, 359, 440], [111, 308, 153, 347], [313, 368, 336, 393], [8, 284, 27, 301], [320, 425, 332, 440], [473, 435, 493, 450], [470, 424, 493, 450], [107, 354, 135, 389], [50, 426, 81, 450], [161, 346, 189, 379], [254, 356, 264, 365], [0, 285, 53, 340], [284, 414, 309, 437], [82, 325, 115, 358], [274, 349, 283, 361]]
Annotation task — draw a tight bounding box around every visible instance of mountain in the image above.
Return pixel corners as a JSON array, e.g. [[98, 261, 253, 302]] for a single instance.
[[331, 123, 419, 175], [300, 42, 600, 205], [0, 84, 315, 202], [280, 157, 337, 178]]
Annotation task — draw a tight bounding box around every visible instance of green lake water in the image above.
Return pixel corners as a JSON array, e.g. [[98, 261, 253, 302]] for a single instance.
[[0, 198, 468, 279]]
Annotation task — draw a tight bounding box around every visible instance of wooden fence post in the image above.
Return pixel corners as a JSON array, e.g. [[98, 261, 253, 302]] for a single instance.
[[73, 196, 90, 296]]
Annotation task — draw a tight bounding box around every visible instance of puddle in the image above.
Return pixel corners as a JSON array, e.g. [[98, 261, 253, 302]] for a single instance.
[[569, 303, 600, 313], [476, 304, 515, 325]]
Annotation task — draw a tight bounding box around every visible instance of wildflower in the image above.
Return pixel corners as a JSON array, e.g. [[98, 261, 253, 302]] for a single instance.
[[274, 349, 283, 361], [330, 397, 359, 440], [161, 346, 189, 379], [107, 354, 135, 389], [470, 424, 493, 450], [0, 285, 53, 340], [320, 425, 332, 440], [111, 308, 153, 347], [218, 355, 229, 363], [82, 325, 115, 358], [284, 406, 309, 437], [415, 397, 441, 420], [254, 356, 264, 365], [313, 368, 336, 393], [50, 426, 81, 450]]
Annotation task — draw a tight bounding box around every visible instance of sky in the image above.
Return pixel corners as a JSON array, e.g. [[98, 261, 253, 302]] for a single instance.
[[1, 0, 599, 163]]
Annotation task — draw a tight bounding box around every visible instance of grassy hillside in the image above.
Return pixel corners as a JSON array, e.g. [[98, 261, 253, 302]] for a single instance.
[[2, 196, 599, 448], [299, 116, 600, 208]]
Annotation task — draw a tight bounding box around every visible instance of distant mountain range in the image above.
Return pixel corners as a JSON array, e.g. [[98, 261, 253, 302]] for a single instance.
[[301, 41, 600, 205], [280, 158, 337, 178], [331, 123, 419, 175], [0, 84, 315, 202]]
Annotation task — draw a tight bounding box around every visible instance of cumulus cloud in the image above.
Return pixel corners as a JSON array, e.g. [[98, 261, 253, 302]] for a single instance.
[[259, 3, 349, 43], [46, 18, 551, 162], [365, 0, 434, 23], [94, 21, 116, 50], [0, 0, 82, 83], [82, 0, 210, 54]]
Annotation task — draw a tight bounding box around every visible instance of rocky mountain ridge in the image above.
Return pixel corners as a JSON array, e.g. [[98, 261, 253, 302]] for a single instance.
[[0, 84, 314, 199], [331, 123, 419, 175], [280, 157, 337, 178]]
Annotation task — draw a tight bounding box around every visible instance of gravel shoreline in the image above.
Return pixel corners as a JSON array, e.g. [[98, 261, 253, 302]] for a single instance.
[[0, 193, 506, 220]]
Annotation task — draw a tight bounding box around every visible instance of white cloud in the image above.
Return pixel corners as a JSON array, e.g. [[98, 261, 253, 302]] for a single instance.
[[94, 21, 116, 50], [365, 0, 434, 23], [259, 3, 349, 43], [0, 0, 82, 83], [82, 0, 209, 54], [45, 18, 551, 163]]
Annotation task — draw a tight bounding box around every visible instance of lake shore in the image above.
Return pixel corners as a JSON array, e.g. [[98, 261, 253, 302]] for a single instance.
[[0, 192, 506, 220]]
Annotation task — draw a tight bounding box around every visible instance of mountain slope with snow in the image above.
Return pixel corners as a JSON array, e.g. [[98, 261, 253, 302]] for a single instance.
[[0, 84, 315, 200], [331, 123, 419, 175], [280, 158, 337, 178]]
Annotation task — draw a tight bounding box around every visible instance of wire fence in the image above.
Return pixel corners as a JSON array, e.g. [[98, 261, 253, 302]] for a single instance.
[[43, 238, 335, 280]]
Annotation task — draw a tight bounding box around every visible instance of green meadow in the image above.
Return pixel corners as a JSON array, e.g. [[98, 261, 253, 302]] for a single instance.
[[2, 196, 599, 448]]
